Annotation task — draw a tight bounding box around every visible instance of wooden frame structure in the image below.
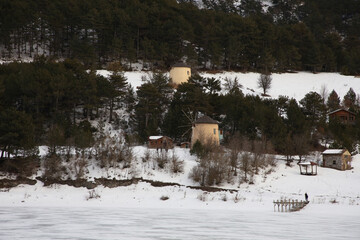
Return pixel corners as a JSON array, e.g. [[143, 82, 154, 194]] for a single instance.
[[298, 161, 318, 175]]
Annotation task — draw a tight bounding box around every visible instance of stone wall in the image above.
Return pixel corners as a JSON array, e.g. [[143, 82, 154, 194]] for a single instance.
[[323, 155, 342, 170]]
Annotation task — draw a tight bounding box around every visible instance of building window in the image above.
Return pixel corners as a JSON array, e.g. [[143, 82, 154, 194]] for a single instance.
[[332, 160, 336, 165], [214, 129, 216, 135], [187, 71, 190, 75], [350, 116, 354, 121]]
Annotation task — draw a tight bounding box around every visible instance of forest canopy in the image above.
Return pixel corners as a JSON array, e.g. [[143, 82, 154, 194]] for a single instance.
[[0, 0, 360, 74]]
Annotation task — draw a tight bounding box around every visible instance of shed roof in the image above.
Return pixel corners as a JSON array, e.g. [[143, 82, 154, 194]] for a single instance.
[[171, 62, 190, 68], [195, 115, 218, 124], [299, 161, 318, 166], [149, 136, 163, 140], [322, 149, 346, 155], [328, 108, 356, 116]]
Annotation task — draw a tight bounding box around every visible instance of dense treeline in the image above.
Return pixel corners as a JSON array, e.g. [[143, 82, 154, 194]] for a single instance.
[[1, 59, 360, 183], [0, 58, 131, 160], [1, 0, 360, 74]]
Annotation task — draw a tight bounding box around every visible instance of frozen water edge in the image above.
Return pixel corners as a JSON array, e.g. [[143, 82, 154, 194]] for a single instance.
[[1, 206, 359, 240]]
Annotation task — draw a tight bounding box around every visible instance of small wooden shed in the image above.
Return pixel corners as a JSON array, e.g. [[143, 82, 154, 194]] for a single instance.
[[328, 109, 356, 125], [298, 161, 318, 175], [148, 136, 174, 150], [322, 149, 352, 170]]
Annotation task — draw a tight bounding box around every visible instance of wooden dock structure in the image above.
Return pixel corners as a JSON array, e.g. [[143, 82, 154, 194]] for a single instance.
[[273, 199, 309, 212]]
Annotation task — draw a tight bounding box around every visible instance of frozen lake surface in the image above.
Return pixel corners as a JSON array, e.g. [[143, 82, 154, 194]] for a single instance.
[[1, 207, 359, 240]]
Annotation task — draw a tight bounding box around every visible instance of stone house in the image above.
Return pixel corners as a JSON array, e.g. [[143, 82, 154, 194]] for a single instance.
[[322, 149, 352, 170]]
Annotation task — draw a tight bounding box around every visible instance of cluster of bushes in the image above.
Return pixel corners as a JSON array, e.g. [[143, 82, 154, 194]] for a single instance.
[[190, 137, 276, 187]]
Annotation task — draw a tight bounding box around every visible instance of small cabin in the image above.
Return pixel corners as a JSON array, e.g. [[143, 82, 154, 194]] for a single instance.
[[169, 62, 191, 86], [322, 149, 352, 170], [148, 136, 173, 150], [298, 161, 318, 175], [180, 142, 190, 148], [191, 115, 219, 147], [328, 109, 356, 125]]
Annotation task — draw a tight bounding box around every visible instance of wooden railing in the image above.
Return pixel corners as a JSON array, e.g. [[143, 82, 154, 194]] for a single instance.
[[273, 199, 309, 212]]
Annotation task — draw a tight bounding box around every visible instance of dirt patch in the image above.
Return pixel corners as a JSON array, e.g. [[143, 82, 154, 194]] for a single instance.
[[36, 177, 97, 189], [0, 177, 37, 188], [187, 185, 238, 193], [2, 176, 238, 193], [94, 177, 142, 188]]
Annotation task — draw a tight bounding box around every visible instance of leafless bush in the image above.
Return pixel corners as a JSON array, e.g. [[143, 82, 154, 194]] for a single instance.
[[265, 154, 276, 167], [197, 192, 208, 202], [43, 154, 66, 179], [233, 193, 245, 203], [189, 165, 203, 183], [155, 150, 169, 169], [190, 149, 230, 186], [73, 157, 88, 179], [240, 152, 251, 183], [86, 189, 100, 200], [142, 149, 151, 162], [94, 133, 134, 169], [170, 152, 184, 173]]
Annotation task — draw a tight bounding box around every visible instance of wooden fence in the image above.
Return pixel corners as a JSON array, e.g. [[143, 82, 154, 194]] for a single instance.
[[273, 199, 308, 212]]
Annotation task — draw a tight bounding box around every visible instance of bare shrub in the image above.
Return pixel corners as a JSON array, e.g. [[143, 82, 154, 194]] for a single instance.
[[221, 194, 227, 202], [86, 189, 100, 200], [197, 192, 208, 202], [190, 148, 230, 186], [142, 149, 152, 162], [233, 193, 245, 203], [240, 152, 251, 183], [251, 140, 266, 174], [43, 154, 66, 179], [265, 154, 276, 167], [94, 133, 134, 169], [189, 165, 203, 183], [1, 156, 40, 177], [73, 157, 88, 179], [155, 150, 169, 169], [170, 152, 184, 173]]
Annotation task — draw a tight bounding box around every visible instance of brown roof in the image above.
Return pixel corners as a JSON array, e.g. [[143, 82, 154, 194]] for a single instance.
[[195, 115, 218, 124], [328, 108, 356, 116], [172, 62, 190, 68]]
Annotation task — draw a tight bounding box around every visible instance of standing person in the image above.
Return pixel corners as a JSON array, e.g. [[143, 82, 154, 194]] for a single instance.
[[305, 192, 309, 202]]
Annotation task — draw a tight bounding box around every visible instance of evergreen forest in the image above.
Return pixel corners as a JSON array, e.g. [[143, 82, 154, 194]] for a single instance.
[[1, 0, 360, 74]]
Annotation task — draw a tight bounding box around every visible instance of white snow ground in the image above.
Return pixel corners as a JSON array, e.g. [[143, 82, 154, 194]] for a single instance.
[[0, 149, 359, 239], [97, 70, 360, 102]]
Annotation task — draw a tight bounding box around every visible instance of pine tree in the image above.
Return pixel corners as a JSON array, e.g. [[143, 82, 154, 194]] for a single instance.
[[327, 90, 341, 111]]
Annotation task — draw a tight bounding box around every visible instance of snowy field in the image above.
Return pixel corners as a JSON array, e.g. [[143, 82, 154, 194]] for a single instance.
[[1, 151, 360, 239], [1, 206, 359, 240], [97, 70, 360, 102]]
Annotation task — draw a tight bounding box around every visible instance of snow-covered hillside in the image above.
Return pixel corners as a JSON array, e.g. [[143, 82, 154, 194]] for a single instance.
[[97, 70, 360, 102], [1, 147, 359, 210]]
